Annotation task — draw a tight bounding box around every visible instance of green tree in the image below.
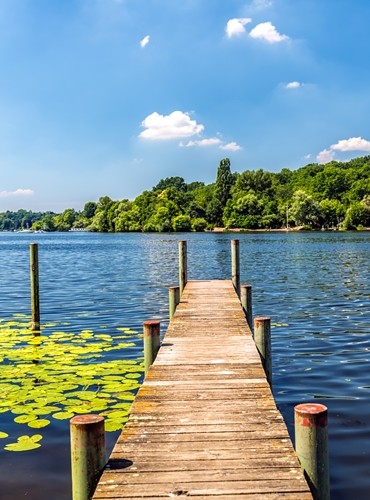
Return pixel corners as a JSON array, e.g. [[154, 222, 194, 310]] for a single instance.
[[153, 176, 187, 192], [42, 213, 56, 231], [289, 190, 322, 227], [191, 217, 207, 231], [187, 181, 205, 191], [90, 196, 114, 232], [172, 214, 192, 232], [82, 201, 97, 219], [144, 207, 172, 232], [343, 202, 370, 229], [52, 208, 77, 231], [233, 169, 274, 197], [320, 199, 345, 227], [206, 198, 223, 226], [311, 166, 350, 201], [1, 217, 14, 231], [214, 158, 234, 208], [132, 191, 157, 229], [62, 208, 77, 227]]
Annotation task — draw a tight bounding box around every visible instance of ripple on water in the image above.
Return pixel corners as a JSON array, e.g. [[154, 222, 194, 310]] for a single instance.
[[0, 231, 370, 499]]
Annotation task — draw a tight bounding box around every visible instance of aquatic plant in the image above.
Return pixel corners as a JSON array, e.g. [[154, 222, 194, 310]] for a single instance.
[[0, 315, 144, 451]]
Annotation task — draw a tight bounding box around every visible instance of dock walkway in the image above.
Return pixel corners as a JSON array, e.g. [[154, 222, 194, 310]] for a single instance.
[[93, 280, 312, 499]]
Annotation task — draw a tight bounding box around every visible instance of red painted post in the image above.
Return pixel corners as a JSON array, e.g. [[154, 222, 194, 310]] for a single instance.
[[70, 414, 106, 500], [294, 403, 329, 500]]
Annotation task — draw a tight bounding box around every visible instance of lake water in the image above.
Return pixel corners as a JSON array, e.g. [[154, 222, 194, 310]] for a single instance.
[[1, 231, 370, 500]]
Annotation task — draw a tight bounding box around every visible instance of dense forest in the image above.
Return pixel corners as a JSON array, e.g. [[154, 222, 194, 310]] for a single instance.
[[1, 156, 370, 232]]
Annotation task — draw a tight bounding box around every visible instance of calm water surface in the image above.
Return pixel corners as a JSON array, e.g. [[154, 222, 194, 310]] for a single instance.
[[0, 231, 370, 499]]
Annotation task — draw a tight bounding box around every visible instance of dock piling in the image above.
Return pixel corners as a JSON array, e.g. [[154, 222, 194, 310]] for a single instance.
[[179, 240, 187, 295], [143, 320, 161, 374], [30, 243, 40, 331], [231, 239, 240, 297], [70, 415, 106, 500], [169, 286, 180, 321], [253, 316, 272, 384], [241, 284, 253, 332], [294, 403, 330, 500]]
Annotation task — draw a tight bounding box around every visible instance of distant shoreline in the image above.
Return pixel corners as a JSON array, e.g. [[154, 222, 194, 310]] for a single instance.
[[211, 227, 370, 233]]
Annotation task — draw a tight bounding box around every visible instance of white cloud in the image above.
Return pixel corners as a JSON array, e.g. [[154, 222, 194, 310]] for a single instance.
[[140, 35, 150, 48], [285, 81, 303, 89], [180, 138, 242, 150], [226, 18, 252, 38], [220, 142, 242, 151], [253, 0, 272, 8], [139, 111, 204, 140], [180, 138, 222, 147], [317, 136, 370, 163], [317, 149, 335, 164], [304, 154, 312, 160], [250, 22, 289, 43], [331, 137, 370, 152], [0, 188, 34, 198]]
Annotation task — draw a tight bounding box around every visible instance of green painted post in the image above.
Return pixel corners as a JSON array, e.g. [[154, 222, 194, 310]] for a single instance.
[[254, 316, 272, 385], [294, 403, 329, 500], [30, 243, 40, 331], [70, 414, 106, 500], [169, 286, 180, 321], [143, 320, 161, 374], [241, 284, 253, 332], [231, 239, 240, 297], [179, 240, 187, 295]]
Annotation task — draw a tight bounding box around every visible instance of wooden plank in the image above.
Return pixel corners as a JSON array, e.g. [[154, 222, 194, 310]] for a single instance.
[[92, 280, 312, 499], [93, 479, 311, 498], [96, 456, 300, 472]]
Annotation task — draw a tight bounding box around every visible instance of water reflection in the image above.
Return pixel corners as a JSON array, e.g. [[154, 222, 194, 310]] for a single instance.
[[0, 231, 370, 499]]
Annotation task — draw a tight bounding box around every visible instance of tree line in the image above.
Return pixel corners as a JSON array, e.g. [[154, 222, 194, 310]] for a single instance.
[[1, 156, 370, 232]]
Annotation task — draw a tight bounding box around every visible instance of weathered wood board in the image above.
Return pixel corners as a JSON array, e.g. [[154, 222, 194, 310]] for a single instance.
[[92, 280, 312, 499]]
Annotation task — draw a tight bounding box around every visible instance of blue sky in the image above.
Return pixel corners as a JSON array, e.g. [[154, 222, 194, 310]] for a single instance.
[[1, 0, 370, 212]]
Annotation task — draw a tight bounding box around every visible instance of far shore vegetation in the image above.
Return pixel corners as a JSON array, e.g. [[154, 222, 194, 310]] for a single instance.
[[1, 156, 370, 233]]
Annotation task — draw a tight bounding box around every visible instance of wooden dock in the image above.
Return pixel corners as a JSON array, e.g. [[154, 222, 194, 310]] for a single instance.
[[92, 280, 313, 499]]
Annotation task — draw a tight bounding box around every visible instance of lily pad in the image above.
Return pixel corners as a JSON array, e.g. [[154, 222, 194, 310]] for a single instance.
[[52, 411, 75, 420], [27, 419, 50, 429], [14, 414, 38, 424], [104, 419, 125, 432], [0, 316, 143, 447], [4, 434, 43, 452]]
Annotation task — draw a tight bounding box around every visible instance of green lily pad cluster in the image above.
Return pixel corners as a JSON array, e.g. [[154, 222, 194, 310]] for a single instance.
[[0, 315, 144, 451]]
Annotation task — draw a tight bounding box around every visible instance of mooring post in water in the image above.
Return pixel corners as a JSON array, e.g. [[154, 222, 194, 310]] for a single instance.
[[231, 239, 240, 297], [294, 403, 329, 500], [241, 284, 253, 332], [29, 243, 40, 331], [169, 286, 180, 321], [179, 240, 187, 295], [253, 316, 272, 385], [143, 320, 161, 374], [70, 414, 106, 500]]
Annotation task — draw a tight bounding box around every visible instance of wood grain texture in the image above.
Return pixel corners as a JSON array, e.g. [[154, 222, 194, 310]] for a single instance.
[[92, 280, 312, 499]]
